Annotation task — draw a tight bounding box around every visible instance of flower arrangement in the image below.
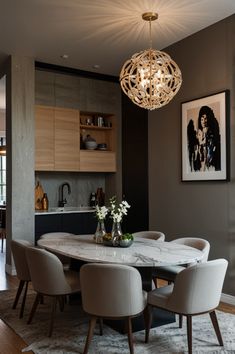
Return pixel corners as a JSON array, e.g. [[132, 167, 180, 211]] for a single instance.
[[93, 196, 131, 245], [95, 205, 109, 221], [109, 196, 131, 223]]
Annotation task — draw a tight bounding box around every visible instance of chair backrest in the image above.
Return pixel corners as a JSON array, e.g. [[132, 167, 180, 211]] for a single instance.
[[40, 232, 73, 239], [80, 263, 146, 317], [26, 247, 72, 295], [11, 240, 32, 281], [132, 231, 165, 241], [172, 237, 210, 262], [168, 259, 228, 314]]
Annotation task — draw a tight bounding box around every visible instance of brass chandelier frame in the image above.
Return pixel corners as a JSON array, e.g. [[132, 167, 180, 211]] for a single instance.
[[119, 12, 182, 110]]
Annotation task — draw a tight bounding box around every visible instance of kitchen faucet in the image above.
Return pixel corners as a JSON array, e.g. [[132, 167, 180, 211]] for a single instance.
[[58, 182, 71, 207]]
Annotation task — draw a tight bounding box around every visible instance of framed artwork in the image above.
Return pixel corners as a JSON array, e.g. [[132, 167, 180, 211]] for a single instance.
[[181, 90, 229, 181]]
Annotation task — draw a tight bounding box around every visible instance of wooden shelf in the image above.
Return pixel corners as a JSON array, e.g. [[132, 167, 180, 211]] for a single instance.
[[80, 149, 111, 152], [80, 125, 112, 131]]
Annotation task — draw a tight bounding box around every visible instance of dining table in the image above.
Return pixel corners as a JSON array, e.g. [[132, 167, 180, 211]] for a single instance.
[[37, 234, 204, 333], [37, 234, 204, 291], [37, 234, 203, 283]]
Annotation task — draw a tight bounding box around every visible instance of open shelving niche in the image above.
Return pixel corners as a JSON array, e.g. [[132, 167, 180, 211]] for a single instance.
[[79, 112, 116, 172]]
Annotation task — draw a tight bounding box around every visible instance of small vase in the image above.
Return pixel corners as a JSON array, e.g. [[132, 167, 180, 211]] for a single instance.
[[94, 220, 106, 244], [111, 221, 122, 246]]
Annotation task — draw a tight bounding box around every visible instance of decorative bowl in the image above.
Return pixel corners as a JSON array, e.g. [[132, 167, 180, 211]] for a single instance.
[[119, 239, 133, 248], [85, 141, 97, 150]]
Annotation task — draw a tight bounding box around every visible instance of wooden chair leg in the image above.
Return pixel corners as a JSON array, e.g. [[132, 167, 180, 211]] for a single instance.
[[28, 293, 41, 324], [145, 305, 153, 343], [210, 310, 223, 346], [19, 280, 29, 318], [48, 297, 57, 337], [12, 280, 25, 309], [126, 316, 134, 354], [58, 296, 65, 312], [99, 318, 103, 336], [186, 315, 193, 354], [179, 314, 183, 328], [83, 316, 97, 354]]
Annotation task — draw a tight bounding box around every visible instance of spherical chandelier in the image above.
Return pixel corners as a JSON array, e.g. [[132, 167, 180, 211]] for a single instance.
[[119, 12, 182, 110]]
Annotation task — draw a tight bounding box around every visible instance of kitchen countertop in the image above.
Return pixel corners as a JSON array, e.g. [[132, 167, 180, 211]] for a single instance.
[[35, 206, 95, 215]]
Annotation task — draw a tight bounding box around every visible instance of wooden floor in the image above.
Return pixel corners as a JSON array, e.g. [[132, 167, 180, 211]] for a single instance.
[[0, 244, 33, 354], [0, 244, 234, 353]]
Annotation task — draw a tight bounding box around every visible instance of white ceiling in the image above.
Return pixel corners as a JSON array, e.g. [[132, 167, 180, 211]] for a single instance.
[[0, 0, 234, 79]]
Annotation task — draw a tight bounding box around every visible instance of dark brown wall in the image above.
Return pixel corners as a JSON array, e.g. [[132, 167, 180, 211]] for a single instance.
[[122, 93, 148, 233], [148, 14, 235, 295]]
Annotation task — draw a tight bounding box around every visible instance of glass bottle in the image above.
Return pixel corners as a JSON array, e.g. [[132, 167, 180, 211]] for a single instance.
[[41, 193, 49, 211], [111, 221, 122, 246], [90, 192, 96, 207], [94, 220, 106, 244]]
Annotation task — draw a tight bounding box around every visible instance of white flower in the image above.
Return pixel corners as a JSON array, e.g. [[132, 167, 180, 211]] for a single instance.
[[109, 196, 131, 223], [95, 205, 109, 221]]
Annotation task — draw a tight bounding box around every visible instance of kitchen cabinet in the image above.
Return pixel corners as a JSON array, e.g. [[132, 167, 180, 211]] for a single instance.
[[35, 106, 116, 172], [35, 214, 62, 242], [35, 105, 80, 171], [35, 106, 54, 170], [35, 212, 97, 242]]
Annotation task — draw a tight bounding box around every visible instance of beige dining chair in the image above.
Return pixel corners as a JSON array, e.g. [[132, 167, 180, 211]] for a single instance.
[[153, 237, 210, 287], [26, 247, 81, 336], [145, 259, 228, 354], [38, 232, 74, 269], [11, 239, 32, 318], [132, 230, 165, 241], [80, 263, 147, 354]]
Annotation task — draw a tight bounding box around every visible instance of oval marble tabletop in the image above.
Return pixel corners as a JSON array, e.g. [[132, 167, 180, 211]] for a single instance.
[[37, 234, 204, 267]]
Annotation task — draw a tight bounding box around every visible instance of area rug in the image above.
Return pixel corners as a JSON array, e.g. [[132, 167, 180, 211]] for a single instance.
[[0, 289, 235, 354]]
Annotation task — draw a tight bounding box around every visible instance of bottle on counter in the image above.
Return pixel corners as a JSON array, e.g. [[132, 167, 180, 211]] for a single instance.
[[96, 188, 105, 206], [89, 192, 97, 208], [41, 193, 49, 211]]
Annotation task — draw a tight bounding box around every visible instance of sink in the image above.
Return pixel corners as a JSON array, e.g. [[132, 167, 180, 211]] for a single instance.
[[49, 206, 95, 213]]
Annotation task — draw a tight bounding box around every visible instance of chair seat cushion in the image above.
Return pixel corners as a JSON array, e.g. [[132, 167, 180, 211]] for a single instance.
[[147, 284, 174, 308]]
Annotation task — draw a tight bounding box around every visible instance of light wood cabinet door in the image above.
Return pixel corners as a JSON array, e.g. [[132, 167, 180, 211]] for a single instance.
[[35, 106, 54, 170], [54, 108, 80, 171], [80, 151, 116, 172]]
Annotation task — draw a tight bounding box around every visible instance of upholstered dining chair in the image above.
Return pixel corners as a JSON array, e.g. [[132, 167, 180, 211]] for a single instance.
[[11, 239, 32, 318], [38, 232, 74, 269], [26, 247, 81, 336], [39, 232, 74, 239], [80, 263, 147, 354], [154, 237, 210, 287], [132, 231, 165, 241], [145, 259, 228, 354]]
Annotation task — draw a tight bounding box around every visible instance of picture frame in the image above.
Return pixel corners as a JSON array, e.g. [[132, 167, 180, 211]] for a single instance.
[[181, 90, 229, 181]]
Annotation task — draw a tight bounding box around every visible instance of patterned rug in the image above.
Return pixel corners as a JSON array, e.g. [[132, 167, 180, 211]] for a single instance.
[[0, 289, 235, 354]]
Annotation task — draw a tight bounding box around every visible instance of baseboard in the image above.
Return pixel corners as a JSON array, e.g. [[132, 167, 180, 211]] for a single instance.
[[221, 292, 235, 306]]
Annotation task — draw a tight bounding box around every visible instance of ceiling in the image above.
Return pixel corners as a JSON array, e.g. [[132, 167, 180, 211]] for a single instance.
[[0, 0, 234, 79]]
